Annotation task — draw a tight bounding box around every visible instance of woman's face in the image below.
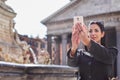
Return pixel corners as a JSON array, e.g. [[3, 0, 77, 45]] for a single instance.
[[89, 24, 105, 44]]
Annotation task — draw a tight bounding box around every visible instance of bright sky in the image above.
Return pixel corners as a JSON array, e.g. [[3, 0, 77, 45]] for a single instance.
[[6, 0, 70, 38]]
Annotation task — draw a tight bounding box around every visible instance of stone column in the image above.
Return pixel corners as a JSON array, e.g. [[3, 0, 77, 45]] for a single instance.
[[47, 35, 52, 60], [61, 34, 67, 65], [117, 31, 120, 78], [54, 36, 61, 65]]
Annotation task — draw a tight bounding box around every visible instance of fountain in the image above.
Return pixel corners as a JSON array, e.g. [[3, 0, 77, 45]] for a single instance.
[[29, 47, 38, 64], [0, 0, 79, 80]]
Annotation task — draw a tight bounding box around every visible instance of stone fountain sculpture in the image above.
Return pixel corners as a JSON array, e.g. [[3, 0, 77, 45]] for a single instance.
[[0, 0, 51, 64], [0, 0, 24, 63]]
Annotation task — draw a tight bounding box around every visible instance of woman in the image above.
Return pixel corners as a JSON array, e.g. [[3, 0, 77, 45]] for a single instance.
[[67, 21, 118, 80]]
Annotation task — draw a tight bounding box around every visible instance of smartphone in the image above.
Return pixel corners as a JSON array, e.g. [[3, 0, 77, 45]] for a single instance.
[[73, 16, 84, 26]]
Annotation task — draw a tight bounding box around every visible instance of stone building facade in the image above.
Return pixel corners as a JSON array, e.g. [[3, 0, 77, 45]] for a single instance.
[[41, 0, 120, 78]]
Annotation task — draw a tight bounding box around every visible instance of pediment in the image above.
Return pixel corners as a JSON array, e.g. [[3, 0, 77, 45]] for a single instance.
[[41, 0, 120, 25]]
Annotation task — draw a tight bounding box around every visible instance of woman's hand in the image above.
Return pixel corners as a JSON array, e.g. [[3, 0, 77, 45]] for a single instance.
[[77, 23, 91, 47], [71, 23, 81, 52], [109, 77, 119, 80]]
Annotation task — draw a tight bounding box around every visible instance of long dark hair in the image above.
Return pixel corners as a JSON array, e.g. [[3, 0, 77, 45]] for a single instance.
[[89, 21, 105, 32]]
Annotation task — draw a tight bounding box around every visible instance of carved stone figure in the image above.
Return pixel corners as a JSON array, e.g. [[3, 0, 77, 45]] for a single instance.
[[37, 49, 51, 64]]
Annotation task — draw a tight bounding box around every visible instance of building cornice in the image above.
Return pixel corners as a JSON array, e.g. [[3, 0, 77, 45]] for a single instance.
[[41, 0, 79, 25]]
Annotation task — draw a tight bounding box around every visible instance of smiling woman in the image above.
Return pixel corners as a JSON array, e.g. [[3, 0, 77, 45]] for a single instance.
[[6, 0, 70, 38], [67, 21, 118, 80]]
